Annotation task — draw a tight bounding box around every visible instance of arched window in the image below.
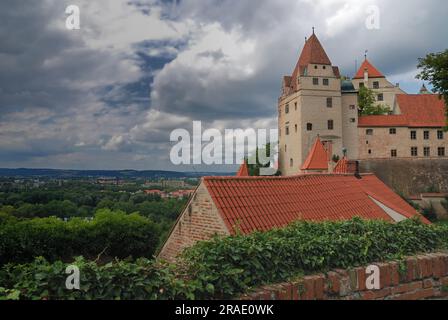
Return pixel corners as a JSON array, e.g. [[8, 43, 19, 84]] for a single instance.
[[290, 158, 294, 167]]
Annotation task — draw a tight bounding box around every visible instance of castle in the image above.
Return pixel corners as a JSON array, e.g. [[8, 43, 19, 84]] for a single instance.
[[278, 31, 447, 176]]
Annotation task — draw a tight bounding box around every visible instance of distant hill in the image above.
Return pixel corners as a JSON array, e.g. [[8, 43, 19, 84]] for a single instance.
[[0, 168, 233, 179]]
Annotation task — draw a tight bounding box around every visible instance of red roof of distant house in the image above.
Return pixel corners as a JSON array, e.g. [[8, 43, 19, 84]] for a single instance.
[[301, 137, 329, 171], [359, 94, 446, 128], [236, 161, 250, 177], [203, 174, 429, 235], [333, 157, 349, 174], [353, 59, 385, 79], [397, 94, 446, 127]]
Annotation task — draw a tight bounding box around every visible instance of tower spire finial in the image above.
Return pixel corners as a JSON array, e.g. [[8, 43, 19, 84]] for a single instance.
[[312, 26, 315, 34], [364, 50, 368, 61]]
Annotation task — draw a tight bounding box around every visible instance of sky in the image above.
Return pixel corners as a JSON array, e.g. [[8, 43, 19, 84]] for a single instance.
[[0, 0, 447, 171]]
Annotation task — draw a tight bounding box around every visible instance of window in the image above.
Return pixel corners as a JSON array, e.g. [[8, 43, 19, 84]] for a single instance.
[[424, 131, 430, 140], [439, 147, 446, 157], [368, 149, 372, 155], [323, 79, 329, 86], [366, 129, 373, 135], [391, 150, 397, 158], [438, 130, 444, 140], [323, 66, 326, 70], [411, 131, 417, 140], [424, 147, 430, 157], [295, 102, 298, 111], [350, 118, 356, 123], [349, 105, 356, 110], [411, 147, 418, 157], [326, 97, 333, 108], [373, 81, 379, 89], [314, 65, 318, 69], [328, 120, 334, 130], [286, 126, 290, 136], [290, 158, 294, 167], [295, 124, 298, 133], [390, 128, 397, 135], [307, 123, 313, 131], [377, 93, 384, 101], [285, 104, 289, 114], [313, 78, 319, 85]]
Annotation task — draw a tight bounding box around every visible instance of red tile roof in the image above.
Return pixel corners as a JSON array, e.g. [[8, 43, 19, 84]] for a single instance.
[[358, 115, 409, 127], [301, 137, 329, 171], [397, 94, 446, 127], [359, 95, 446, 128], [236, 161, 249, 177], [203, 174, 428, 235], [353, 59, 385, 79]]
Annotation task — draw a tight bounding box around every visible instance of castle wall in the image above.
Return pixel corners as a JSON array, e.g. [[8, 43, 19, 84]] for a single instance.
[[359, 158, 448, 197]]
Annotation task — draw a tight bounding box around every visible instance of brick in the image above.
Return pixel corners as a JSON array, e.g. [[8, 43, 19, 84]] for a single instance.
[[406, 258, 418, 282], [393, 288, 435, 300], [314, 274, 325, 300], [391, 281, 422, 295], [378, 263, 391, 288], [355, 267, 367, 291], [432, 255, 443, 279], [389, 262, 400, 286], [276, 283, 293, 300], [326, 271, 340, 295], [423, 279, 435, 289], [301, 277, 316, 300], [360, 288, 391, 300], [335, 269, 351, 297]]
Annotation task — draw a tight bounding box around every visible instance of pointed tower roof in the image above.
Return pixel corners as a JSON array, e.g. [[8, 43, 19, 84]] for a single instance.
[[419, 84, 431, 94], [236, 160, 249, 177], [353, 59, 385, 79], [290, 33, 332, 91], [301, 137, 329, 171]]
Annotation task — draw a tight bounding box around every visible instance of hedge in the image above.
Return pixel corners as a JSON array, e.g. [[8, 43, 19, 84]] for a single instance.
[[1, 218, 448, 300], [0, 209, 160, 264]]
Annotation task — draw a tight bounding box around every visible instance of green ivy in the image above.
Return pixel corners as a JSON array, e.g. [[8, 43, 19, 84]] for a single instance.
[[1, 218, 448, 300]]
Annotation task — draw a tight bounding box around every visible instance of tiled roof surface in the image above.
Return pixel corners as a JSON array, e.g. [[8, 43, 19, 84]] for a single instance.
[[301, 137, 329, 171], [358, 115, 409, 127], [203, 174, 428, 235], [397, 94, 446, 127], [333, 157, 348, 174], [236, 161, 249, 177], [353, 59, 385, 79], [359, 95, 446, 128]]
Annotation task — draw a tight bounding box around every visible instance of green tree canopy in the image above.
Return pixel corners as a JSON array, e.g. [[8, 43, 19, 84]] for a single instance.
[[358, 86, 391, 115], [417, 49, 448, 130]]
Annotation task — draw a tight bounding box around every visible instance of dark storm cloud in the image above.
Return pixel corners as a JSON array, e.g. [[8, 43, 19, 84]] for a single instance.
[[0, 0, 446, 170]]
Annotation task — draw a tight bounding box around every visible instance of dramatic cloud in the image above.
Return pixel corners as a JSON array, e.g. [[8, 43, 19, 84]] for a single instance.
[[0, 0, 447, 170]]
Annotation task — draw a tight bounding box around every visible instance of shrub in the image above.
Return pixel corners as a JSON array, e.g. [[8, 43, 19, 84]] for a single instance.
[[1, 218, 448, 300], [0, 209, 160, 265]]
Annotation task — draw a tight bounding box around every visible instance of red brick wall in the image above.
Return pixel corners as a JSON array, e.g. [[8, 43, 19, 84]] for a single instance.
[[158, 183, 230, 262], [241, 252, 448, 300]]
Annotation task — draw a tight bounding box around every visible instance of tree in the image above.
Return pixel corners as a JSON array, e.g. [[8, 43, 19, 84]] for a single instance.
[[417, 50, 448, 130], [358, 86, 391, 115], [245, 143, 279, 176]]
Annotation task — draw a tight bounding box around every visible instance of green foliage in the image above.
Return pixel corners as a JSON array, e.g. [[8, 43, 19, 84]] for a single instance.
[[417, 49, 448, 130], [0, 209, 160, 265], [358, 86, 391, 115], [421, 204, 438, 222], [1, 218, 448, 300]]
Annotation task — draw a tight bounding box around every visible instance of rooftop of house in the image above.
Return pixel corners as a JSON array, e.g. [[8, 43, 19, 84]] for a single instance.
[[353, 59, 385, 79], [202, 173, 429, 235], [359, 94, 446, 128], [301, 137, 329, 171]]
